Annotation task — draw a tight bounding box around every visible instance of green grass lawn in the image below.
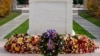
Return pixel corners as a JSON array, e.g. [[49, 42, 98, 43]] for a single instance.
[[0, 12, 20, 26], [73, 21, 95, 39], [79, 12, 100, 27], [4, 19, 29, 39], [4, 19, 95, 39]]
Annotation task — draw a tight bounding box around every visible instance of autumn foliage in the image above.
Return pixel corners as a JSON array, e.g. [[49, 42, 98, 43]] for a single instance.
[[87, 0, 100, 17], [0, 0, 12, 17]]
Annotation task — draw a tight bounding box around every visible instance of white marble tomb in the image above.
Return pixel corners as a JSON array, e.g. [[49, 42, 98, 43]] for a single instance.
[[28, 0, 73, 35]]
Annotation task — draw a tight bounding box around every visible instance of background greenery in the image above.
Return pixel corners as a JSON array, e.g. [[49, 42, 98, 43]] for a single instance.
[[17, 0, 28, 4], [73, 0, 83, 4]]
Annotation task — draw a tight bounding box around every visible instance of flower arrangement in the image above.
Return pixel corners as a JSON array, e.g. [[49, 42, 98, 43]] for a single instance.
[[4, 30, 99, 55], [4, 33, 41, 53], [63, 34, 99, 54], [39, 29, 63, 56]]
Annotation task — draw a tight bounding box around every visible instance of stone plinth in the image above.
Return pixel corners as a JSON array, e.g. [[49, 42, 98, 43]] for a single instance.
[[28, 0, 73, 35]]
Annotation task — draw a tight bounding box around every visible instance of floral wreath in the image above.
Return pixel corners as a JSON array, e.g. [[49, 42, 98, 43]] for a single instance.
[[39, 29, 63, 56]]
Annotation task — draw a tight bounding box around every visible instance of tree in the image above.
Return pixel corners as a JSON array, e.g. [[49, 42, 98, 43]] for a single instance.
[[0, 0, 12, 17], [87, 0, 100, 17]]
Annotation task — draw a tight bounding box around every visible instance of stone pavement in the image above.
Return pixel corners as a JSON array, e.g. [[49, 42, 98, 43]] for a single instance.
[[73, 15, 100, 39], [0, 13, 29, 39]]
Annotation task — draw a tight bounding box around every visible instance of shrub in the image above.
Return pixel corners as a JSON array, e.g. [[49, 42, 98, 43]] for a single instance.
[[87, 0, 100, 17], [0, 0, 12, 17]]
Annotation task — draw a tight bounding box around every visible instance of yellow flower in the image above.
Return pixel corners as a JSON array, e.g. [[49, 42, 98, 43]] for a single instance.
[[14, 47, 20, 52], [17, 37, 23, 44], [74, 45, 78, 48]]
